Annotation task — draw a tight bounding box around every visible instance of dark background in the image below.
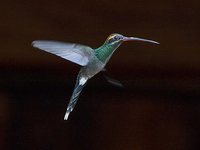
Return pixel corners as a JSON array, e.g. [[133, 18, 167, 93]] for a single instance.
[[0, 0, 200, 150]]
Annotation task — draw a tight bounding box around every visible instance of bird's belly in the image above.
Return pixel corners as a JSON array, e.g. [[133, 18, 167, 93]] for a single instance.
[[80, 57, 105, 79]]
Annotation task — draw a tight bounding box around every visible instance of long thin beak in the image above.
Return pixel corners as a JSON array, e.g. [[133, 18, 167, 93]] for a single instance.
[[123, 37, 159, 44]]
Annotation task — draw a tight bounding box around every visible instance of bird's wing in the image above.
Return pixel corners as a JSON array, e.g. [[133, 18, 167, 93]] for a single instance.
[[104, 75, 124, 88], [101, 69, 124, 88], [32, 40, 93, 66]]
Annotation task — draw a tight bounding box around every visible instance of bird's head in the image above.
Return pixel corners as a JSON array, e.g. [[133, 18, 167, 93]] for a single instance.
[[105, 33, 159, 46], [105, 33, 124, 45]]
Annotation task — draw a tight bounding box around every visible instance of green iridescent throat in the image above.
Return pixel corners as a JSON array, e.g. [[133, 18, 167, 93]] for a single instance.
[[95, 43, 119, 63]]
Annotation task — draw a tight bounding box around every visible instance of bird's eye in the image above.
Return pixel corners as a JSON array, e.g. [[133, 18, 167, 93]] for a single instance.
[[107, 35, 122, 44], [114, 36, 120, 40]]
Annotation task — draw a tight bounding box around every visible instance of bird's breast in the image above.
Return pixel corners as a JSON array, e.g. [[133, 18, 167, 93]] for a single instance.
[[80, 56, 105, 79]]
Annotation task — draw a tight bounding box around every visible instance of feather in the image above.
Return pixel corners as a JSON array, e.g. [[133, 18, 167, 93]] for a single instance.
[[104, 75, 124, 88], [32, 40, 93, 66], [64, 75, 88, 120]]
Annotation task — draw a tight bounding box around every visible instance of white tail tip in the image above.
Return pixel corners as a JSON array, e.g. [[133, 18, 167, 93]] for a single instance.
[[64, 111, 70, 120]]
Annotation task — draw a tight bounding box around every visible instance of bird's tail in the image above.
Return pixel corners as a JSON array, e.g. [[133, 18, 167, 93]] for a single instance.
[[64, 75, 88, 120]]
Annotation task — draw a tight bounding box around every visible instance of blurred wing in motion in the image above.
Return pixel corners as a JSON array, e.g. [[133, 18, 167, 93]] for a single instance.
[[101, 69, 124, 88], [32, 40, 93, 66], [104, 75, 124, 88]]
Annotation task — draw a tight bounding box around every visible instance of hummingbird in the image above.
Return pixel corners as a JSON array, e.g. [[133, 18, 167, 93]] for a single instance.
[[32, 33, 159, 120]]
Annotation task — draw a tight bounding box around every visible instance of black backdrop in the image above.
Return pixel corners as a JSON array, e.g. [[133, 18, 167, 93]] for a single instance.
[[0, 0, 200, 150]]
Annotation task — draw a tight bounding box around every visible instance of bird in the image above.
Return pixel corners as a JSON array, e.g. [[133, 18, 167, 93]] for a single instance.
[[32, 33, 159, 120]]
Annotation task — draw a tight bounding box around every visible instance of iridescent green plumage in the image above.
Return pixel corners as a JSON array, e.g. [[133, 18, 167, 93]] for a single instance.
[[32, 33, 159, 120], [95, 33, 123, 63], [95, 43, 119, 63]]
